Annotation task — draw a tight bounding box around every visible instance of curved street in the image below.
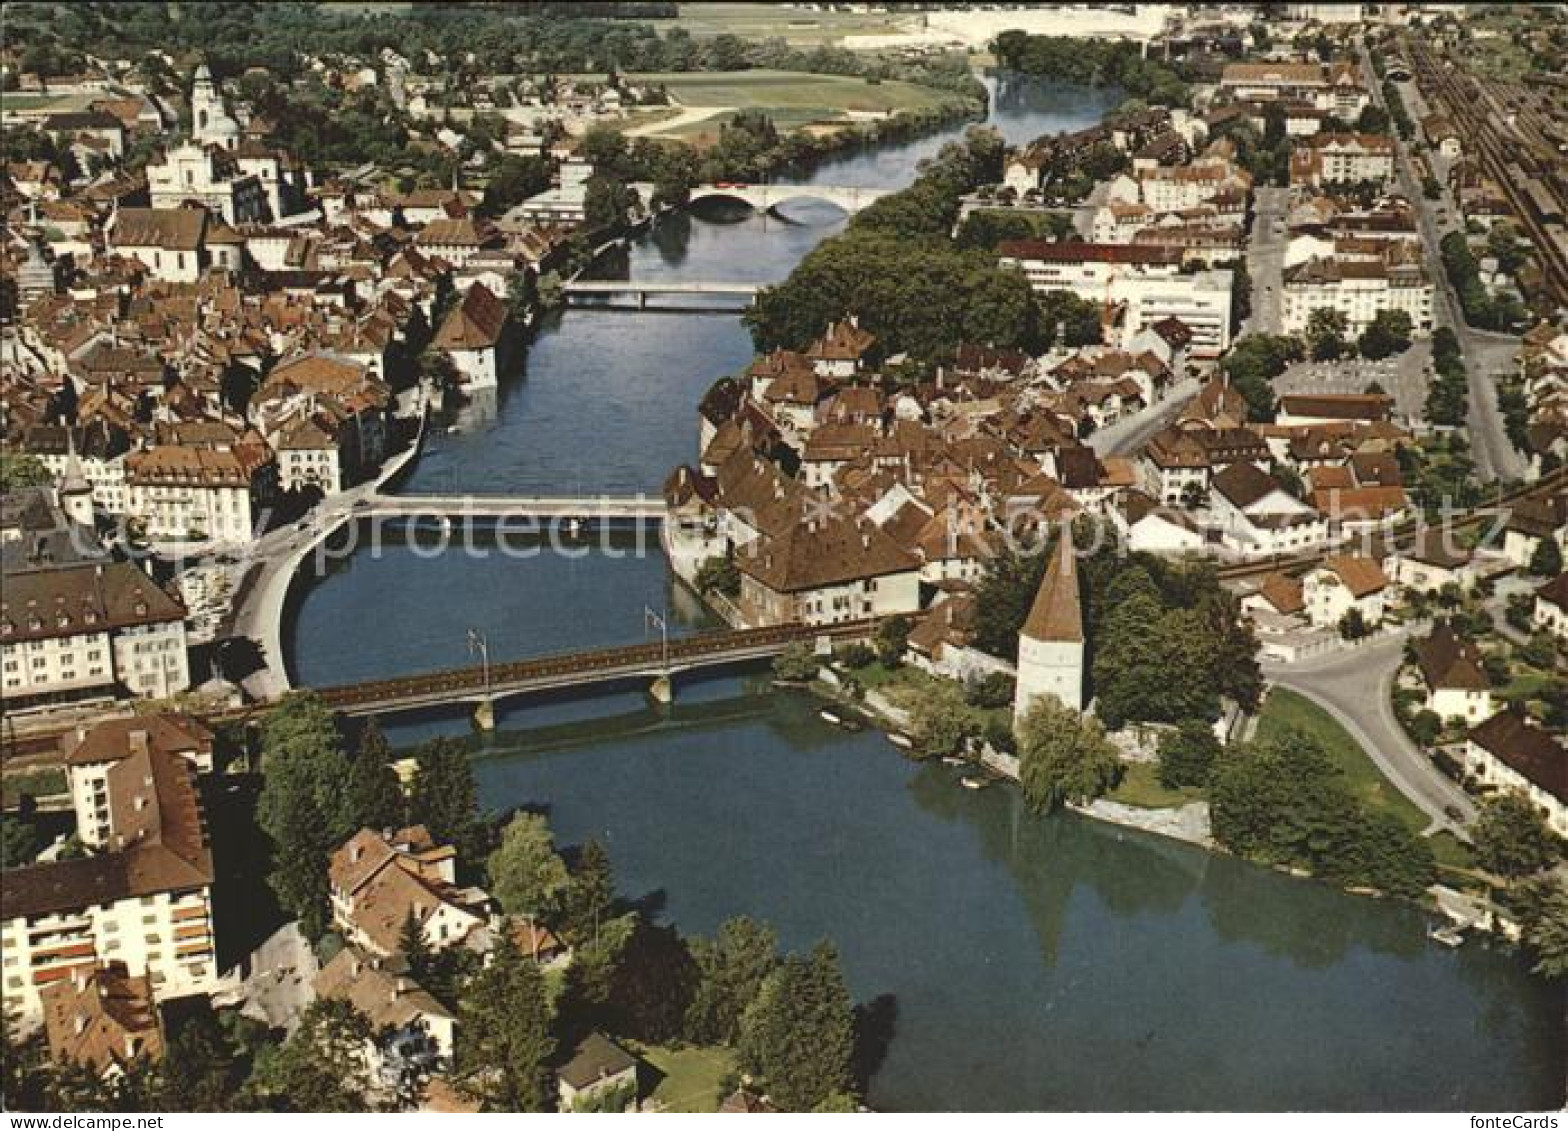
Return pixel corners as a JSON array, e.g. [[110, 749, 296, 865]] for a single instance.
[[1263, 630, 1477, 837]]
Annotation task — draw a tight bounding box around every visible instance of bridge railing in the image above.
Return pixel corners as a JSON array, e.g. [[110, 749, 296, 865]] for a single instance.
[[316, 619, 880, 710]]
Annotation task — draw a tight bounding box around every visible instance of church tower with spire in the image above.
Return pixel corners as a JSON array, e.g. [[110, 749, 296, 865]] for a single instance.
[[1012, 529, 1086, 723], [191, 61, 241, 150]]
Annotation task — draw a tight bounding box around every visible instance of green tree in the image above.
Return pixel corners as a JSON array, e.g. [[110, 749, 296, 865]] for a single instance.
[[685, 916, 779, 1045], [1357, 309, 1413, 359], [0, 815, 40, 869], [255, 693, 356, 939], [346, 719, 405, 832], [254, 999, 378, 1112], [455, 933, 556, 1111], [479, 154, 551, 217], [1513, 875, 1568, 980], [1015, 695, 1123, 811], [874, 615, 912, 667], [1156, 719, 1221, 789], [487, 811, 570, 920], [772, 642, 819, 682], [159, 1013, 240, 1112], [0, 452, 51, 491], [739, 942, 856, 1112], [1528, 536, 1563, 577], [694, 554, 740, 598], [562, 838, 615, 946], [409, 737, 482, 863], [902, 678, 976, 758], [1473, 791, 1563, 878], [1305, 307, 1350, 361]]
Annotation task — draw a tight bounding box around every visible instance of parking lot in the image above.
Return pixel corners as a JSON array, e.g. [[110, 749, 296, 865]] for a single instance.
[[1272, 339, 1432, 425]]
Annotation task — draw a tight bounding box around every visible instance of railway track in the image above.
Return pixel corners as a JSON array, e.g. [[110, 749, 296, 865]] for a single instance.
[[1215, 468, 1566, 583], [1405, 34, 1568, 306]]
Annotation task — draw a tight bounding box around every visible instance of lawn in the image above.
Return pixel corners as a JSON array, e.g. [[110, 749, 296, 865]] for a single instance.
[[1255, 689, 1430, 832], [1108, 761, 1203, 810], [615, 69, 961, 140], [2, 767, 67, 808], [634, 1043, 737, 1113], [662, 3, 915, 45]]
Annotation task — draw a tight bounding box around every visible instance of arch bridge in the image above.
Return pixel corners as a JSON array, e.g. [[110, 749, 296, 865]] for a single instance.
[[687, 182, 891, 214]]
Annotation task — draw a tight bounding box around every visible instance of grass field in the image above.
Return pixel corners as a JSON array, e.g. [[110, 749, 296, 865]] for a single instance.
[[1255, 689, 1430, 833], [634, 1043, 737, 1113], [663, 2, 914, 45], [1108, 761, 1204, 810], [634, 69, 958, 114]]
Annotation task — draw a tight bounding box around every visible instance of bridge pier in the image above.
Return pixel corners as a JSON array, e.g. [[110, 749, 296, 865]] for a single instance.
[[473, 698, 496, 731], [648, 674, 673, 705]]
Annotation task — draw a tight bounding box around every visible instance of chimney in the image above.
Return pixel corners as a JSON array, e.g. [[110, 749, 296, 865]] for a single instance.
[[75, 1014, 88, 1036]]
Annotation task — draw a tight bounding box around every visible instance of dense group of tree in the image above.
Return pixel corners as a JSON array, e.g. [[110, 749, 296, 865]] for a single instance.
[[1209, 730, 1436, 898], [1440, 231, 1529, 333], [1424, 325, 1470, 429], [1217, 333, 1304, 422], [973, 529, 1262, 729], [745, 128, 1051, 360], [992, 31, 1190, 107]]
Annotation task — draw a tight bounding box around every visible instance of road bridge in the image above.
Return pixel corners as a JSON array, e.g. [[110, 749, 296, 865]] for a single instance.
[[356, 492, 667, 522], [687, 182, 890, 214], [315, 619, 877, 725], [563, 280, 763, 310]]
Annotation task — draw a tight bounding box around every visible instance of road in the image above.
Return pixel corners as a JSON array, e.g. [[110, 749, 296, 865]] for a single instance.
[[1264, 629, 1477, 836], [1243, 185, 1289, 336], [1088, 377, 1199, 457], [1358, 40, 1526, 484]]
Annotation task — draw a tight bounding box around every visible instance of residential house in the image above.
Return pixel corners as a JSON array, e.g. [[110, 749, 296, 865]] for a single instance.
[[1501, 491, 1567, 570], [1110, 489, 1208, 554], [63, 715, 214, 849], [124, 439, 277, 544], [40, 963, 164, 1078], [434, 281, 511, 391], [734, 513, 921, 627], [805, 319, 876, 379], [1387, 528, 1476, 595], [1534, 573, 1568, 641], [1302, 555, 1389, 628], [557, 1033, 640, 1112], [0, 739, 217, 1026], [314, 946, 457, 1086], [1464, 711, 1567, 837], [327, 827, 490, 958], [1411, 620, 1493, 724], [108, 208, 212, 284], [1209, 462, 1329, 557]]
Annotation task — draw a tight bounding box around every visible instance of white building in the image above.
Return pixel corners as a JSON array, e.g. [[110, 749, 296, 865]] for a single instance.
[[147, 141, 269, 225], [1464, 711, 1567, 838], [1209, 462, 1330, 557], [1013, 533, 1086, 721], [1411, 621, 1493, 724], [1282, 256, 1434, 335], [328, 828, 491, 958], [1302, 555, 1389, 628], [63, 715, 214, 849], [124, 440, 277, 545], [1534, 574, 1568, 641], [997, 241, 1233, 357], [433, 281, 511, 391], [734, 514, 922, 628], [1, 561, 190, 707], [108, 208, 214, 284], [1, 737, 216, 1028]]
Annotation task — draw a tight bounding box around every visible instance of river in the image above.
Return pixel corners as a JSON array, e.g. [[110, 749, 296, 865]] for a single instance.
[[283, 73, 1565, 1110]]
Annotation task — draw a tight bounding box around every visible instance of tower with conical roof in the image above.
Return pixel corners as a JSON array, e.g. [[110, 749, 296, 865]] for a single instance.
[[58, 433, 94, 528], [1012, 529, 1085, 723]]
